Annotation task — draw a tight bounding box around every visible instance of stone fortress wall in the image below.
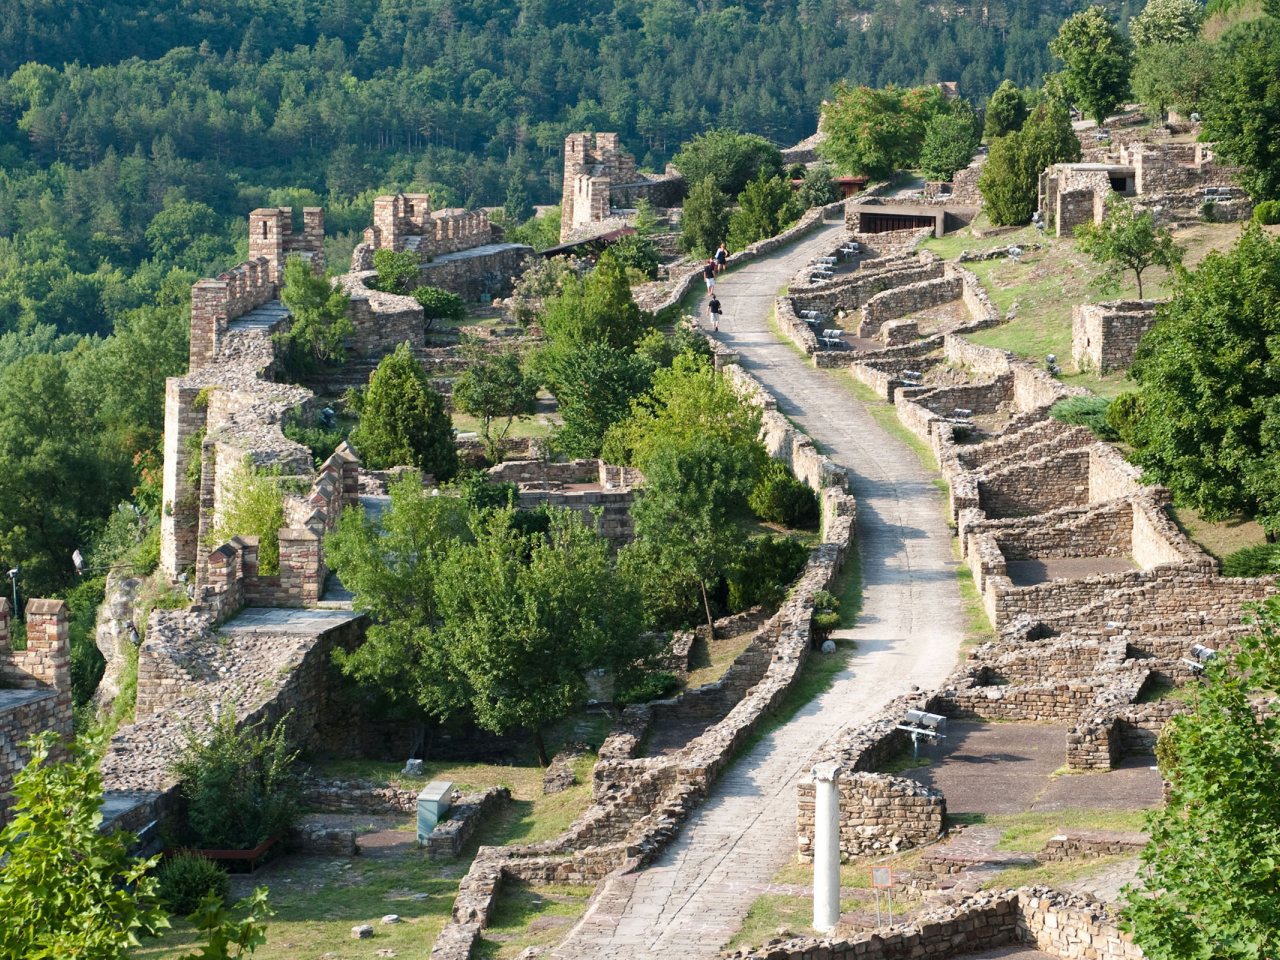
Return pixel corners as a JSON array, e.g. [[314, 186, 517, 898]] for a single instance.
[[0, 599, 73, 823], [349, 192, 534, 304], [1071, 299, 1162, 374], [559, 133, 685, 243]]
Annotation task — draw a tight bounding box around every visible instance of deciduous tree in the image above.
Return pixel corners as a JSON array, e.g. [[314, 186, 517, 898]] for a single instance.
[[1128, 225, 1280, 533], [920, 112, 981, 182], [727, 171, 798, 251], [452, 347, 539, 461], [984, 80, 1029, 138], [546, 341, 652, 458], [326, 474, 473, 730], [436, 508, 650, 765], [1074, 196, 1184, 298], [620, 431, 759, 632], [1122, 595, 1280, 959], [672, 129, 784, 197], [1050, 6, 1133, 125], [278, 255, 354, 370], [1128, 0, 1203, 49], [1202, 21, 1280, 200], [679, 175, 731, 259], [819, 83, 942, 180], [0, 732, 168, 958]]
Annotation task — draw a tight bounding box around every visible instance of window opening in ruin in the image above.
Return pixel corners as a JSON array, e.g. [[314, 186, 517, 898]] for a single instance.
[[260, 221, 268, 239], [1109, 176, 1126, 192]]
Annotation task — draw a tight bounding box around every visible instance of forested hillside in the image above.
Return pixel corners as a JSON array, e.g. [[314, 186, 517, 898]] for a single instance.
[[0, 0, 1104, 338]]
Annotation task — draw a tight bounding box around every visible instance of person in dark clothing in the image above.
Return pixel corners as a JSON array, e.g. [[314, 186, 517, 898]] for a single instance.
[[708, 295, 722, 332], [703, 258, 716, 290], [715, 243, 729, 273]]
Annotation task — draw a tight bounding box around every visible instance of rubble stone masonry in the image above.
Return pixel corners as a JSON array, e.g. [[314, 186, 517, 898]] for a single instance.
[[1072, 300, 1163, 374], [0, 599, 73, 823]]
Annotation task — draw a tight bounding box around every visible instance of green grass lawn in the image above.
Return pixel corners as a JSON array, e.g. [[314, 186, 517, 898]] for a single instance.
[[922, 223, 1256, 381], [1168, 504, 1268, 563], [474, 881, 595, 959]]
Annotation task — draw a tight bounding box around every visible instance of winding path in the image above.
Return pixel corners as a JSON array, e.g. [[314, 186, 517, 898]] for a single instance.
[[553, 221, 966, 958]]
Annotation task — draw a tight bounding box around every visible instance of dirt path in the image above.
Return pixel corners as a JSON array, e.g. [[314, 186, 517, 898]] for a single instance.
[[552, 221, 965, 958]]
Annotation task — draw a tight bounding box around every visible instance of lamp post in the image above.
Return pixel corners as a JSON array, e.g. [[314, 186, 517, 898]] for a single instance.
[[7, 565, 18, 614]]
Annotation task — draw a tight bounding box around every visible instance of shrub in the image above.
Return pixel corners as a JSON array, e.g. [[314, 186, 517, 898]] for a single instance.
[[1221, 544, 1280, 578], [1254, 200, 1280, 226], [810, 589, 841, 647], [1106, 390, 1145, 445], [168, 705, 301, 851], [1049, 396, 1117, 440], [727, 535, 810, 612], [157, 854, 230, 916], [412, 285, 466, 330], [616, 670, 680, 705], [207, 464, 287, 574], [749, 461, 820, 528], [371, 248, 421, 293], [1201, 200, 1217, 223], [609, 233, 661, 280], [283, 420, 345, 466]]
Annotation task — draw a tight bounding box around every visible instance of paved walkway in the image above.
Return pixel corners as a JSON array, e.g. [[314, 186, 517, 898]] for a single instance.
[[553, 221, 965, 957]]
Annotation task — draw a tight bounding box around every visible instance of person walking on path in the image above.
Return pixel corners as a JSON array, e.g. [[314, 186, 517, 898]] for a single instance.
[[703, 257, 717, 291], [707, 294, 722, 332], [715, 243, 729, 274]]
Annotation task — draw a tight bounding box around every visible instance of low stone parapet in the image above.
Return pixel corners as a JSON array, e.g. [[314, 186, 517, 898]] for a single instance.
[[301, 777, 419, 814], [426, 786, 511, 859], [1039, 829, 1148, 862]]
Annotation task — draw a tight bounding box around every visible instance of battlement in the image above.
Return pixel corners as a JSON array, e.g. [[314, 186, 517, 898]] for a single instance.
[[0, 598, 73, 823], [189, 257, 278, 372], [559, 132, 682, 242], [249, 207, 325, 283], [361, 194, 494, 258]]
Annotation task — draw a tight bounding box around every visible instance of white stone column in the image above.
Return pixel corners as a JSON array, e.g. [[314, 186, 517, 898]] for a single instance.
[[812, 760, 842, 934]]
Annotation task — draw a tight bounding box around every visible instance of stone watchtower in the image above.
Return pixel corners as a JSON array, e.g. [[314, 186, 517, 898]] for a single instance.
[[248, 207, 326, 283], [560, 133, 638, 242]]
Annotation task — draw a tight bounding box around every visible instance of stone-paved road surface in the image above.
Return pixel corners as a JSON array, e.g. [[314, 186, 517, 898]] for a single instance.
[[551, 221, 966, 958]]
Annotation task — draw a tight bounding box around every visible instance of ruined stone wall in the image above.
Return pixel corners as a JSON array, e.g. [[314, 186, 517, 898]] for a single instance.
[[858, 275, 962, 337], [978, 446, 1091, 518], [1071, 300, 1162, 374], [796, 772, 945, 860], [339, 272, 425, 355], [101, 610, 367, 832], [1056, 184, 1103, 237], [1088, 443, 1145, 503]]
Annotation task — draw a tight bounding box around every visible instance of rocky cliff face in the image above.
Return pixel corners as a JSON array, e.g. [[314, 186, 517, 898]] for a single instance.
[[93, 573, 144, 710]]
